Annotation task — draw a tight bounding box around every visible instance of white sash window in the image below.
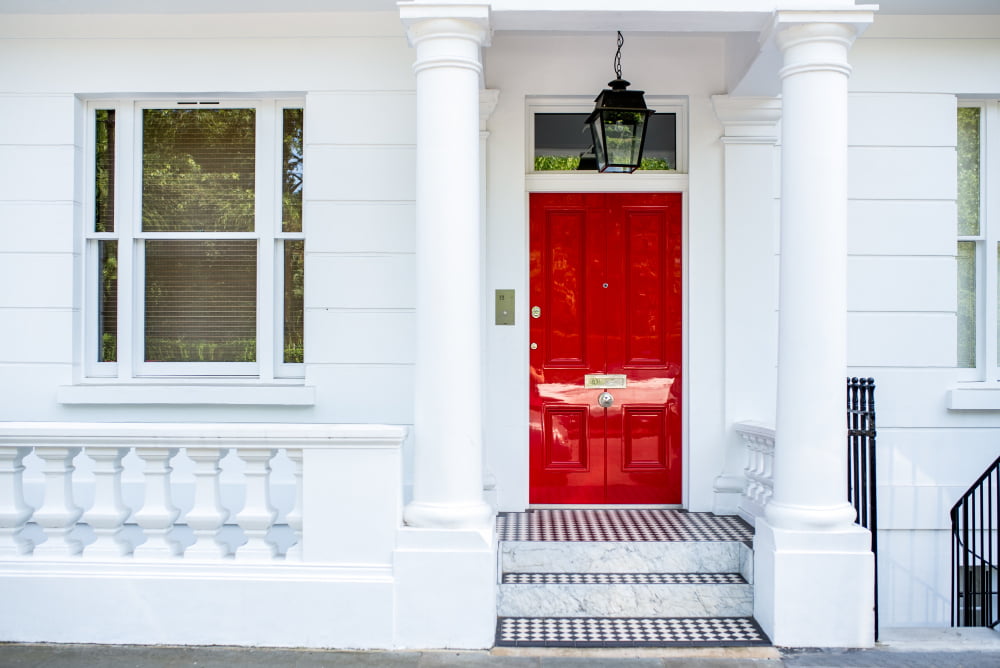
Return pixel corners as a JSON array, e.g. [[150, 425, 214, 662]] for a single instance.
[[84, 99, 304, 380]]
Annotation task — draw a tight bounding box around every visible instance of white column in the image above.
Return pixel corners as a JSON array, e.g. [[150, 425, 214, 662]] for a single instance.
[[754, 13, 875, 648], [400, 4, 493, 530]]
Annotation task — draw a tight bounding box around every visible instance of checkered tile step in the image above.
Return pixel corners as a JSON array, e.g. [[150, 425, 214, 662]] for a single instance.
[[497, 509, 753, 543], [502, 572, 746, 585], [495, 616, 769, 647]]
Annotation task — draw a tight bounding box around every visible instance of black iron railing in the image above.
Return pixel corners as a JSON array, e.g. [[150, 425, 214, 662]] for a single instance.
[[952, 455, 1000, 629], [847, 377, 878, 640]]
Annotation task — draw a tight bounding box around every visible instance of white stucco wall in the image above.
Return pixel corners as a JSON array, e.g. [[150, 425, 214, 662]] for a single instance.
[[0, 12, 420, 428], [2, 4, 999, 637], [845, 15, 1000, 626]]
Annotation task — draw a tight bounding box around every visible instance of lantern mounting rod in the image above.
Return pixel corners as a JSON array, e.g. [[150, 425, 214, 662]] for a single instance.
[[614, 30, 624, 80]]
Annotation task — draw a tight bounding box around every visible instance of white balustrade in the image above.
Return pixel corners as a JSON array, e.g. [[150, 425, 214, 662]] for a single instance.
[[0, 446, 33, 556], [132, 447, 182, 558], [233, 448, 278, 560], [183, 447, 230, 559], [735, 421, 775, 527], [284, 448, 303, 561], [81, 447, 131, 558], [32, 446, 83, 558], [0, 423, 407, 564]]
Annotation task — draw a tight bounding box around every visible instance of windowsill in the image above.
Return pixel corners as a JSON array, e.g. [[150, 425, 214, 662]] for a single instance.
[[947, 384, 1000, 410], [57, 383, 315, 406]]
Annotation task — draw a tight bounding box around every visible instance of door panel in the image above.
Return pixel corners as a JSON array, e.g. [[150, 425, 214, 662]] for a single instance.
[[530, 192, 682, 504]]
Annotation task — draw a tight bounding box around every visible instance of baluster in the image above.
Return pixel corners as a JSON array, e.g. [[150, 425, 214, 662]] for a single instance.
[[82, 447, 132, 558], [183, 447, 230, 559], [32, 447, 83, 558], [234, 448, 278, 560], [0, 446, 34, 556], [132, 447, 181, 558], [761, 437, 775, 506], [284, 448, 303, 561]]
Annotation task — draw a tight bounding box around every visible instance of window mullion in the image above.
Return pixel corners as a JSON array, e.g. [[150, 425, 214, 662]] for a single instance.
[[256, 102, 276, 381], [117, 102, 138, 379], [986, 102, 1000, 381]]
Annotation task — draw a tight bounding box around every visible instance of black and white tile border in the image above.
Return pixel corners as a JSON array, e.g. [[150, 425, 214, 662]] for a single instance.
[[496, 509, 754, 544], [495, 616, 770, 647], [502, 572, 746, 585]]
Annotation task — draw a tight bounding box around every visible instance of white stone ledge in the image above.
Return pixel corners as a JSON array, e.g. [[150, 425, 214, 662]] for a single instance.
[[947, 386, 1000, 411], [0, 421, 407, 449], [56, 383, 316, 406], [0, 560, 393, 583]]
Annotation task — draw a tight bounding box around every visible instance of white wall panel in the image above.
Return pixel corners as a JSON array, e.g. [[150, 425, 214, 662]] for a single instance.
[[307, 92, 416, 146], [878, 530, 951, 627], [307, 146, 415, 202], [0, 146, 75, 202], [305, 254, 415, 310], [306, 364, 414, 425], [306, 310, 415, 365], [0, 203, 75, 253], [848, 313, 955, 367], [306, 202, 414, 254], [0, 254, 74, 308], [848, 200, 955, 257], [0, 309, 73, 363], [848, 93, 955, 147], [0, 37, 415, 94], [878, 428, 1000, 488], [0, 95, 77, 145], [847, 256, 955, 313], [849, 147, 956, 201], [852, 38, 1000, 95], [878, 484, 968, 531]]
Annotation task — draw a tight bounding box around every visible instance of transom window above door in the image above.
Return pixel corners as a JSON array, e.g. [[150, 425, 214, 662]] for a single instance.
[[85, 98, 304, 380], [529, 98, 686, 173]]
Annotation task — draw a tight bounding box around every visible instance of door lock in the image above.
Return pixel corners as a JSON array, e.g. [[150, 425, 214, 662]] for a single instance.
[[598, 391, 614, 408]]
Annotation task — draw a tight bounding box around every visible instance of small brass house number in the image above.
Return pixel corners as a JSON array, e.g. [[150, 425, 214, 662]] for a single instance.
[[584, 374, 627, 389]]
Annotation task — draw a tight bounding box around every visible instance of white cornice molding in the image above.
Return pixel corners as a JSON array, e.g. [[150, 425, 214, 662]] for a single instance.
[[712, 94, 781, 140]]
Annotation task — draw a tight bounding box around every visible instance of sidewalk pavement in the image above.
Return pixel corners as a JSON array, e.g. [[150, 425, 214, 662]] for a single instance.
[[2, 628, 1000, 667]]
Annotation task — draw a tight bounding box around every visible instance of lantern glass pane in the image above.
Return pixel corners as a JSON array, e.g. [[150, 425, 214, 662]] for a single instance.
[[603, 112, 647, 170]]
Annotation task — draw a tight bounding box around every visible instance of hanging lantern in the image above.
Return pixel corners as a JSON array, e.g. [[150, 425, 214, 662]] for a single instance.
[[584, 31, 654, 173]]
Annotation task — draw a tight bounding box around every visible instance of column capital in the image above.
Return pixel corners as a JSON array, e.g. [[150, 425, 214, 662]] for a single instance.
[[399, 2, 492, 48], [770, 10, 875, 79]]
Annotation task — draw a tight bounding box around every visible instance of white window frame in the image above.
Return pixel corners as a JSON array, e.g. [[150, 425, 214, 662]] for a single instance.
[[957, 99, 1000, 383], [82, 97, 304, 382]]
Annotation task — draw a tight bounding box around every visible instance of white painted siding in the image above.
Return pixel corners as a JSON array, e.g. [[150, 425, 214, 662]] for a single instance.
[[0, 13, 418, 426], [848, 19, 1000, 626]]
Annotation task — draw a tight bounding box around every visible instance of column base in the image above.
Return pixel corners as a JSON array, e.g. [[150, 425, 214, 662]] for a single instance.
[[404, 500, 494, 531], [754, 516, 875, 647], [764, 499, 858, 531]]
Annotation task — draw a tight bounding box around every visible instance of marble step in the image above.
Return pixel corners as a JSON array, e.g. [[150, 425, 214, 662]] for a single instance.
[[499, 540, 753, 583], [498, 572, 753, 618], [495, 616, 770, 647]]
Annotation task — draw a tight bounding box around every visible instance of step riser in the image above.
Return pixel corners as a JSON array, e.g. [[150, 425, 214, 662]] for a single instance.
[[498, 583, 753, 618], [500, 541, 753, 584]]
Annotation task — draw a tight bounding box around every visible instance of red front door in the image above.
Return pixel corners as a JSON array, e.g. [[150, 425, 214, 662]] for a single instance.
[[529, 192, 682, 504]]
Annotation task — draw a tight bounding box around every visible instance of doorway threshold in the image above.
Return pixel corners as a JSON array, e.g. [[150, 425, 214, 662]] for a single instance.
[[528, 504, 683, 510]]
